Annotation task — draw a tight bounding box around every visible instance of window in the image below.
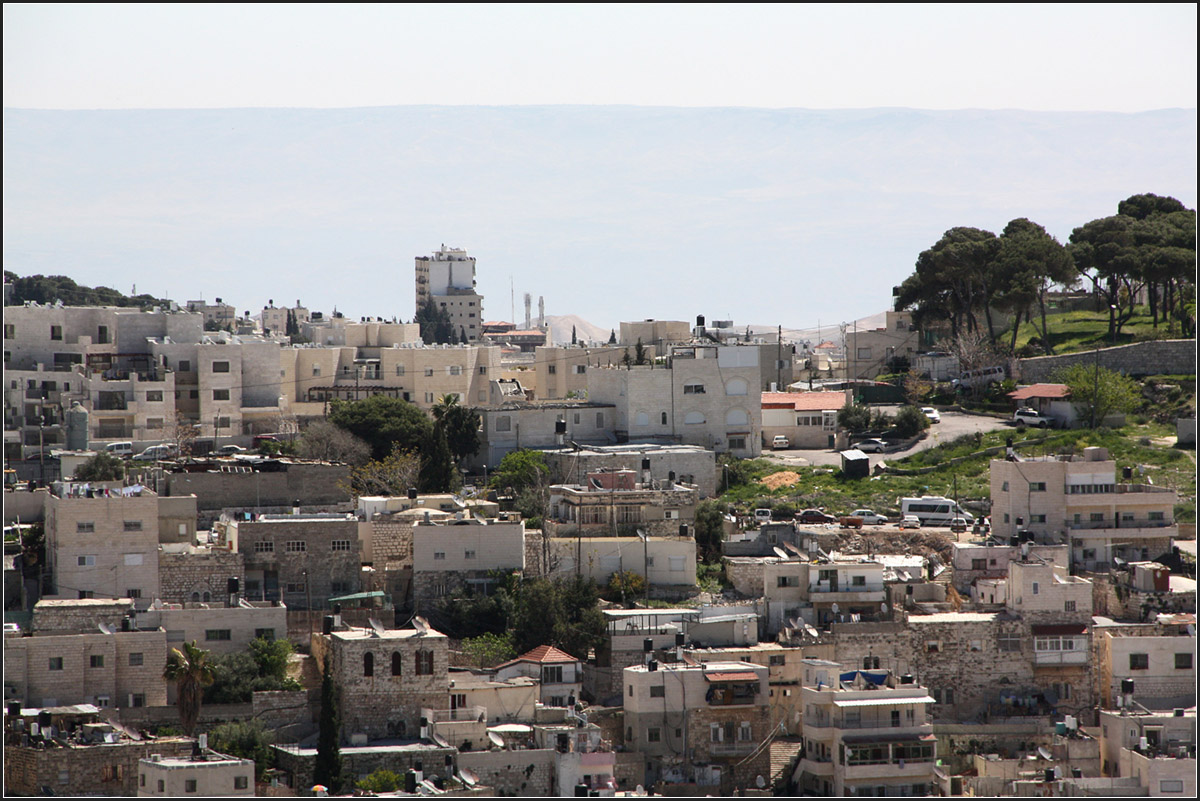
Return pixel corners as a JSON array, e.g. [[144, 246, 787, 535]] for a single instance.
[[573, 364, 586, 374], [255, 629, 275, 641], [1030, 514, 1046, 523], [389, 651, 404, 676], [210, 360, 231, 374], [478, 365, 487, 375], [1064, 601, 1076, 612], [416, 650, 434, 675], [1149, 511, 1165, 521], [1029, 482, 1046, 492], [669, 556, 686, 572], [777, 575, 799, 587], [330, 540, 352, 552], [1032, 582, 1039, 595], [254, 541, 274, 553], [129, 652, 144, 666], [77, 522, 95, 533], [90, 654, 104, 668], [650, 685, 665, 698], [434, 551, 446, 561], [648, 727, 661, 742], [185, 779, 197, 792], [1001, 481, 1009, 491], [285, 540, 306, 553], [926, 641, 940, 653], [78, 590, 94, 599], [543, 665, 564, 683], [1082, 548, 1096, 560], [448, 365, 462, 376], [424, 367, 434, 377], [50, 324, 63, 340], [1129, 653, 1149, 670], [3, 324, 13, 339], [213, 388, 230, 401], [364, 652, 374, 676], [1090, 513, 1104, 522], [124, 521, 143, 532], [235, 776, 249, 790], [969, 640, 982, 652], [770, 654, 786, 666], [683, 382, 705, 394], [547, 364, 556, 374], [285, 582, 306, 594], [972, 559, 987, 570], [157, 780, 165, 792], [1176, 653, 1193, 670], [206, 629, 232, 641], [97, 325, 110, 344], [661, 411, 668, 425], [49, 657, 64, 670], [1160, 780, 1184, 793], [728, 437, 746, 450], [851, 575, 866, 586], [77, 554, 96, 566], [146, 417, 164, 429], [944, 688, 955, 705], [464, 549, 476, 560], [140, 774, 146, 788], [145, 390, 163, 402]]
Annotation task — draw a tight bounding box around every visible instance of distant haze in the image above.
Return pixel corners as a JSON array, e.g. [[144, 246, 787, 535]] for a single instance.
[[3, 106, 1195, 332]]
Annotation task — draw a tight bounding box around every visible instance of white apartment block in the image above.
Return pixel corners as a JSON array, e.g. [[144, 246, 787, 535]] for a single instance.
[[414, 245, 484, 343], [411, 517, 526, 604], [533, 345, 626, 400], [138, 751, 255, 797], [260, 299, 310, 337], [990, 447, 1178, 571], [280, 342, 500, 416], [586, 343, 763, 457]]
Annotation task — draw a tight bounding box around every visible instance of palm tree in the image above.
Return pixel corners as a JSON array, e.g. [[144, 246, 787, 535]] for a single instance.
[[431, 393, 459, 423], [163, 641, 216, 736]]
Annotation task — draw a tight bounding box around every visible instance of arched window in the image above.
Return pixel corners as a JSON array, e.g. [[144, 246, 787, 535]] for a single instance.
[[392, 652, 403, 676], [660, 411, 668, 425], [725, 408, 749, 426], [202, 591, 211, 603], [684, 411, 705, 425], [725, 378, 748, 396], [191, 592, 200, 602], [363, 652, 374, 677], [635, 411, 649, 427]]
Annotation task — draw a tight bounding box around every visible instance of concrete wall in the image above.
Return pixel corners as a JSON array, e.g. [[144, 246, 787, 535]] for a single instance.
[[1017, 340, 1196, 382]]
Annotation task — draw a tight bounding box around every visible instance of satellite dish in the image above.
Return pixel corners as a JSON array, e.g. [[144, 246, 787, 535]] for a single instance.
[[98, 623, 114, 635], [488, 731, 505, 748], [458, 769, 479, 788], [431, 732, 450, 749], [880, 603, 889, 614], [773, 546, 789, 559], [368, 618, 386, 637], [637, 529, 649, 542], [789, 617, 801, 629], [831, 603, 840, 614], [756, 775, 766, 788], [1038, 746, 1053, 760], [413, 616, 430, 635], [1188, 623, 1196, 637]]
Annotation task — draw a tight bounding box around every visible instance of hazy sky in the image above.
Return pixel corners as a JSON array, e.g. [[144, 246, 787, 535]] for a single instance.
[[5, 4, 1197, 111]]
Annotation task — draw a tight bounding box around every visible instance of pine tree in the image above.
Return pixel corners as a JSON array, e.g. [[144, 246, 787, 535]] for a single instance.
[[608, 329, 617, 344], [571, 325, 577, 345]]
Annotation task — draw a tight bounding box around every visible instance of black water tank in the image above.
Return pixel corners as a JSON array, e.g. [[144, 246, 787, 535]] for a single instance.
[[1122, 466, 1133, 479], [697, 315, 705, 328], [675, 632, 685, 647], [641, 458, 651, 471], [1121, 678, 1135, 694], [575, 784, 590, 797], [668, 471, 676, 482], [7, 701, 21, 717], [648, 660, 658, 672], [1044, 768, 1055, 783], [37, 711, 51, 729], [322, 616, 334, 635], [121, 617, 131, 632], [679, 523, 689, 537], [227, 576, 239, 595], [900, 674, 914, 684], [556, 420, 567, 435], [404, 770, 417, 794], [1010, 535, 1020, 547], [408, 487, 418, 499], [1072, 767, 1082, 778], [643, 638, 654, 653]]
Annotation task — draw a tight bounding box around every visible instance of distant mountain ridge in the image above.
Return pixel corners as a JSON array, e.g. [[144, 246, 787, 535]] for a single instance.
[[3, 106, 1195, 330]]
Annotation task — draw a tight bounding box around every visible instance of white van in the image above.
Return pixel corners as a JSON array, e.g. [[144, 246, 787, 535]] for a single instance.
[[105, 441, 134, 457], [951, 365, 1006, 392], [754, 509, 773, 525], [899, 496, 974, 526]]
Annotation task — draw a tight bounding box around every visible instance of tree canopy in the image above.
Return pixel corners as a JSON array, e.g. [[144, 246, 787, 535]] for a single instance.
[[1052, 364, 1141, 429], [163, 641, 216, 736], [413, 298, 457, 344], [328, 395, 433, 461], [432, 394, 481, 466], [3, 270, 171, 308], [490, 448, 550, 493], [73, 451, 125, 482]]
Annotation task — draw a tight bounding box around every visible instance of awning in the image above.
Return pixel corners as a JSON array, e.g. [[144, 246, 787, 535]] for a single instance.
[[841, 732, 937, 744], [705, 671, 759, 682], [1031, 623, 1087, 636], [834, 696, 935, 708]]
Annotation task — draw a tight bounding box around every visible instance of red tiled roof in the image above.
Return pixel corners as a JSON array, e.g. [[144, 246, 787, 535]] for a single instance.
[[1009, 384, 1070, 401], [704, 671, 760, 682], [496, 645, 579, 669], [762, 392, 843, 411]]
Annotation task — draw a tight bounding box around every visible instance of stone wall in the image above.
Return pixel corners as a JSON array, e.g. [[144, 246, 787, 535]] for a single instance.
[[725, 558, 765, 596], [457, 748, 557, 796], [272, 743, 457, 792], [368, 519, 413, 567], [3, 738, 193, 797], [32, 598, 132, 633], [157, 548, 244, 605], [1017, 340, 1196, 383], [165, 462, 351, 515]]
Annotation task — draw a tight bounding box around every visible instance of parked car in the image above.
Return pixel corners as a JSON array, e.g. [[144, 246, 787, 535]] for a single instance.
[[898, 515, 921, 529], [797, 509, 836, 524], [771, 435, 790, 450], [1013, 408, 1055, 428], [216, 444, 246, 455], [855, 439, 887, 453], [754, 508, 773, 525], [105, 441, 135, 457], [949, 516, 969, 533], [921, 407, 940, 424], [849, 509, 888, 525], [132, 444, 176, 461]]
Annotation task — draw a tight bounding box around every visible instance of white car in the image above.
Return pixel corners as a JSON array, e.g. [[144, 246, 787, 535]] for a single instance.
[[1013, 408, 1055, 428], [855, 439, 887, 453], [849, 509, 888, 525], [921, 407, 940, 424], [771, 435, 790, 450], [898, 515, 921, 529]]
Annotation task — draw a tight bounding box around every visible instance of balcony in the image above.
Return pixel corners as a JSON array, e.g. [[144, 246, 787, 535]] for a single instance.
[[709, 741, 756, 756], [424, 706, 486, 724], [796, 757, 835, 777], [1033, 649, 1088, 666]]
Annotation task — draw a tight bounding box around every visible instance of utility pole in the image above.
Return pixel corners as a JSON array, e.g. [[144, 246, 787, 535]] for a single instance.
[[776, 325, 782, 391]]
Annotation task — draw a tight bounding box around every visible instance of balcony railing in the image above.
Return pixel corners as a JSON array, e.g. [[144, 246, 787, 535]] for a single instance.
[[709, 741, 756, 756], [1067, 520, 1174, 531], [1033, 650, 1088, 666], [424, 706, 486, 724]]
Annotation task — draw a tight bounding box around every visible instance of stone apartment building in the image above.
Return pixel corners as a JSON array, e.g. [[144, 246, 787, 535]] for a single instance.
[[310, 622, 450, 740], [1099, 707, 1196, 778], [1096, 623, 1196, 709], [760, 391, 844, 450], [623, 659, 771, 791], [4, 626, 169, 709], [844, 310, 919, 379], [410, 516, 526, 608], [545, 471, 698, 538], [414, 245, 484, 343], [586, 343, 763, 457], [260, 298, 310, 337], [793, 665, 937, 797], [533, 344, 627, 400], [475, 399, 616, 471], [231, 513, 363, 608], [990, 446, 1178, 571], [137, 750, 256, 797], [44, 482, 165, 608], [618, 320, 691, 356]]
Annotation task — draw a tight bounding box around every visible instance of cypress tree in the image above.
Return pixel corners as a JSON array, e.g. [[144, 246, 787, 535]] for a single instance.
[[314, 655, 343, 792]]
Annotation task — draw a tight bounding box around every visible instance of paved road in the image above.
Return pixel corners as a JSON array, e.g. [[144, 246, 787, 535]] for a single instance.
[[763, 409, 1012, 469]]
